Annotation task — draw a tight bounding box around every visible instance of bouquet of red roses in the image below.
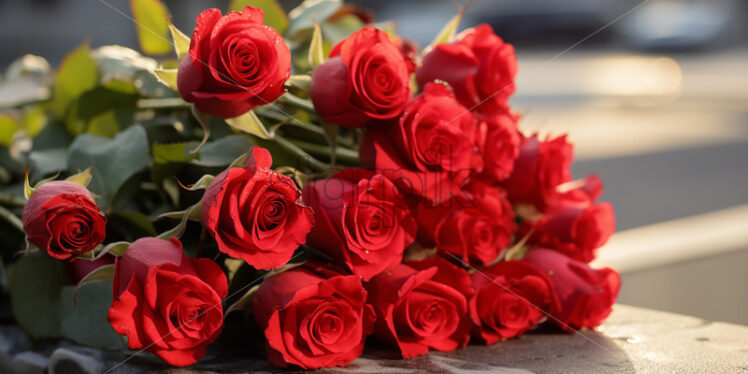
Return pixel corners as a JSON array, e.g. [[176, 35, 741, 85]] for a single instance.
[[0, 0, 619, 370]]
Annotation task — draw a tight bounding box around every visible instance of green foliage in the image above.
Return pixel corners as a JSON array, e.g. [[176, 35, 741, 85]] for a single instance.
[[60, 281, 125, 350], [286, 0, 342, 37], [67, 125, 151, 209], [0, 114, 20, 146], [8, 252, 66, 339], [152, 142, 199, 164], [53, 42, 98, 116], [130, 0, 173, 55], [229, 0, 289, 35]]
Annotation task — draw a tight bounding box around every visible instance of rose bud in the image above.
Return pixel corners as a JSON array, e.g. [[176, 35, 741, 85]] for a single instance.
[[252, 262, 375, 369], [359, 82, 481, 206], [417, 24, 517, 117], [367, 257, 473, 359], [302, 168, 416, 281], [502, 133, 574, 212], [522, 248, 620, 330], [416, 183, 515, 267], [108, 237, 228, 367], [22, 180, 106, 261], [523, 194, 615, 263], [311, 26, 411, 127], [477, 111, 521, 182], [473, 261, 560, 344], [202, 146, 313, 270], [177, 7, 291, 118]]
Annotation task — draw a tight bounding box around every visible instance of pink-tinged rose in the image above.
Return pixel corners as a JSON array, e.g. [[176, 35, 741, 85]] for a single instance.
[[359, 83, 481, 206], [477, 111, 521, 182], [302, 168, 416, 281], [503, 133, 574, 212], [201, 146, 314, 270], [416, 183, 515, 267], [523, 193, 615, 263], [473, 261, 560, 344], [367, 257, 473, 358], [108, 237, 228, 367], [252, 262, 375, 369], [417, 24, 517, 117], [22, 181, 106, 261], [522, 248, 620, 330], [311, 27, 411, 127], [177, 7, 291, 118]]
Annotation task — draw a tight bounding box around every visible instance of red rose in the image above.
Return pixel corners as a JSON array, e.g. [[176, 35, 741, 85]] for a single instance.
[[477, 112, 520, 182], [177, 7, 290, 118], [523, 192, 615, 263], [417, 24, 517, 117], [473, 261, 559, 344], [522, 248, 620, 330], [201, 146, 314, 270], [311, 27, 411, 127], [108, 237, 228, 367], [22, 181, 106, 261], [557, 173, 603, 203], [503, 133, 574, 212], [302, 168, 416, 281], [359, 83, 481, 205], [416, 184, 515, 267], [367, 257, 473, 358], [252, 262, 375, 369]]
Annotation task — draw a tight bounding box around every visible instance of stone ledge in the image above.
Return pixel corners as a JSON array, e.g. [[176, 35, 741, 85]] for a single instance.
[[3, 305, 747, 374]]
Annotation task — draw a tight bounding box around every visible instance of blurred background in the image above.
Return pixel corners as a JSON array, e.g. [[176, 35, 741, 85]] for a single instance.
[[1, 0, 746, 324]]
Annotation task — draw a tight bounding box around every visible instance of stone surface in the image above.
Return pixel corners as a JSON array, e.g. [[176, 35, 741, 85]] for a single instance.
[[9, 351, 49, 374], [3, 305, 748, 373]]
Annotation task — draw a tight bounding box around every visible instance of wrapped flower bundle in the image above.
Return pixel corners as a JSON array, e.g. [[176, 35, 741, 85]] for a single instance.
[[0, 0, 620, 369]]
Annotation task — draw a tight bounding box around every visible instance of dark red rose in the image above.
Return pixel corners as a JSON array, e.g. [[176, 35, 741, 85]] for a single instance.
[[477, 111, 520, 182], [416, 183, 515, 267], [360, 82, 481, 206], [252, 262, 375, 369], [22, 181, 106, 261], [177, 7, 290, 118], [311, 26, 411, 127], [201, 146, 313, 270], [503, 133, 574, 212], [417, 24, 517, 117], [523, 192, 615, 263], [473, 261, 560, 344], [108, 237, 228, 367], [367, 257, 473, 358], [302, 168, 416, 281], [522, 248, 620, 330]]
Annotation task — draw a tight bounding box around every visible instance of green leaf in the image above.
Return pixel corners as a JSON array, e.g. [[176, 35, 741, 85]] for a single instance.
[[230, 0, 289, 35], [168, 22, 190, 60], [130, 0, 172, 55], [426, 5, 466, 51], [152, 68, 178, 92], [286, 74, 311, 91], [191, 105, 212, 153], [91, 45, 158, 85], [194, 135, 252, 167], [181, 174, 215, 191], [109, 212, 157, 236], [225, 110, 273, 139], [286, 0, 342, 37], [65, 86, 138, 137], [8, 252, 66, 338], [157, 202, 201, 239], [152, 142, 198, 164], [60, 281, 125, 350], [22, 107, 47, 138], [66, 167, 93, 187], [67, 125, 151, 208], [225, 284, 260, 315], [24, 166, 32, 199], [0, 114, 20, 147], [54, 42, 98, 116], [72, 264, 114, 301], [308, 18, 325, 69], [95, 241, 130, 259], [29, 148, 68, 177]]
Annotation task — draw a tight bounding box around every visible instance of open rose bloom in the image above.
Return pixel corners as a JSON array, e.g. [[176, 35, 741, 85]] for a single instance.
[[8, 1, 622, 371]]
